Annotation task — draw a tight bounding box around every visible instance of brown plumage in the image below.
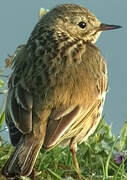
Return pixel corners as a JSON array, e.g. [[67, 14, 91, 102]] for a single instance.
[[2, 3, 121, 179]]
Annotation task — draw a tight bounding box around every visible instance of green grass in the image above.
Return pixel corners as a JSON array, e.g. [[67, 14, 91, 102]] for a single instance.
[[0, 115, 127, 179], [1, 59, 127, 179]]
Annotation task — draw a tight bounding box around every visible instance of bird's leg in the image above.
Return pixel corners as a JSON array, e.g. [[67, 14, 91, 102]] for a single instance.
[[69, 140, 82, 180]]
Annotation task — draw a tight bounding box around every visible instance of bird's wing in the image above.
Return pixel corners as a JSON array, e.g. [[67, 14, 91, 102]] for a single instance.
[[43, 98, 103, 150], [43, 105, 82, 149], [6, 83, 33, 145], [5, 45, 33, 146]]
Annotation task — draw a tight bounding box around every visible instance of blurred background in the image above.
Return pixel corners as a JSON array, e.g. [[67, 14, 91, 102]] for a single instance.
[[0, 0, 126, 139]]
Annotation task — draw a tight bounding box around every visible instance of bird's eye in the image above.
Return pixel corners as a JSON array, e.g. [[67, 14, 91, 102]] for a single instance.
[[78, 21, 86, 29]]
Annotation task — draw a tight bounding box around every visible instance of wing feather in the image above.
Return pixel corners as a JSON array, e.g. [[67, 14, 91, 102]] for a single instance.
[[43, 106, 81, 149], [6, 83, 33, 145]]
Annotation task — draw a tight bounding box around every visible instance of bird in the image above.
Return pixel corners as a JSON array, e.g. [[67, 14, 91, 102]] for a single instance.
[[2, 3, 121, 180]]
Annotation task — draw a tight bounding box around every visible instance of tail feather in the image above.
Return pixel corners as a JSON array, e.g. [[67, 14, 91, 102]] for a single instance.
[[2, 134, 43, 177]]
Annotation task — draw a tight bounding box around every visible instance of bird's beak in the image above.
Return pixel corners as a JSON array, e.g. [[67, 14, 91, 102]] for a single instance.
[[99, 23, 122, 31]]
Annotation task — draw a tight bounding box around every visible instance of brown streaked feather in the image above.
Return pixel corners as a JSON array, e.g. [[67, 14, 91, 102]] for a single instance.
[[2, 108, 49, 177], [15, 84, 33, 111], [8, 85, 33, 134], [43, 106, 81, 149], [2, 134, 42, 177], [43, 97, 105, 150]]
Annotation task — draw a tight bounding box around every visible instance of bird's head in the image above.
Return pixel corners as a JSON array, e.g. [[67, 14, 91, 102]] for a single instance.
[[40, 4, 121, 43]]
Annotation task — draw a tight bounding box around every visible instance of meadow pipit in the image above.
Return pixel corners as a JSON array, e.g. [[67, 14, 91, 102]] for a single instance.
[[2, 3, 121, 180]]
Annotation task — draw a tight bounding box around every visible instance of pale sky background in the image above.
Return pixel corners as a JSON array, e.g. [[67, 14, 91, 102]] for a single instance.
[[0, 0, 126, 137]]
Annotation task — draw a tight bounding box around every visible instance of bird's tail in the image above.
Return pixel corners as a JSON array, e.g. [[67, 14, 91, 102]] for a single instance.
[[2, 133, 43, 178]]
